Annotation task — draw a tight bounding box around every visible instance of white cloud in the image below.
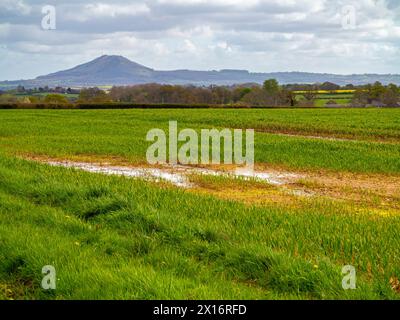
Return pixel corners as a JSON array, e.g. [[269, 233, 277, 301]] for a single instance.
[[183, 39, 196, 53], [0, 0, 399, 79], [0, 0, 31, 15], [66, 3, 151, 22]]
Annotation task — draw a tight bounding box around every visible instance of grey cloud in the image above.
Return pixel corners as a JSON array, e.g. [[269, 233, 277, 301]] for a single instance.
[[0, 0, 399, 80]]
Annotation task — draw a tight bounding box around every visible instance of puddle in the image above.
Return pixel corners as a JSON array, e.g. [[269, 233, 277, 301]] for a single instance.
[[47, 161, 192, 188], [37, 159, 400, 210], [46, 161, 302, 189]]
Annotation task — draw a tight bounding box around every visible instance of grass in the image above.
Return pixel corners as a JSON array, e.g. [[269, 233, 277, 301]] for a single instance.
[[0, 108, 399, 300], [293, 90, 356, 94], [295, 92, 354, 107], [0, 109, 399, 174], [315, 94, 354, 99], [0, 154, 399, 299], [314, 99, 352, 107]]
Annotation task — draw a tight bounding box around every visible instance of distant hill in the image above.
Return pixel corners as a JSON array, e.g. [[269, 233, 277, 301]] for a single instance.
[[1, 55, 400, 89], [36, 55, 154, 84]]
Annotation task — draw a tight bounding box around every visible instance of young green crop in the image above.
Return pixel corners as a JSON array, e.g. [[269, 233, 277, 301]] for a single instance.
[[0, 108, 399, 300], [0, 154, 399, 300], [0, 109, 399, 173]]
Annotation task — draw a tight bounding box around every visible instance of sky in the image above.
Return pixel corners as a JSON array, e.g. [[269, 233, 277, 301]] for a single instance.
[[0, 0, 399, 80]]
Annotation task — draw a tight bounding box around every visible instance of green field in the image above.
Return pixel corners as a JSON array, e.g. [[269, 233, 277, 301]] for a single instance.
[[314, 99, 352, 107], [0, 108, 399, 300], [0, 109, 399, 173], [295, 92, 354, 107]]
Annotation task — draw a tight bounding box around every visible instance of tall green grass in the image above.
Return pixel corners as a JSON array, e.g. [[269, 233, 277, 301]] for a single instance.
[[0, 155, 399, 299]]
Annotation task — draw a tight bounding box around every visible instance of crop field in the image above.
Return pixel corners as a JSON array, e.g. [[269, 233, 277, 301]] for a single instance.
[[0, 108, 399, 300], [294, 91, 354, 107]]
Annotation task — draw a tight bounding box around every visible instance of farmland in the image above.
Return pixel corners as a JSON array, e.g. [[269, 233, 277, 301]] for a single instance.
[[2, 88, 356, 107], [294, 90, 354, 107], [0, 108, 399, 300]]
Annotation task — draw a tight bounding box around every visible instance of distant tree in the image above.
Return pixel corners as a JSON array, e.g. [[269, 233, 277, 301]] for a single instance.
[[263, 79, 280, 95], [279, 89, 297, 107], [242, 87, 269, 106], [232, 87, 252, 103], [351, 88, 369, 107], [0, 94, 18, 103], [211, 86, 232, 104], [369, 82, 386, 101], [303, 90, 317, 102], [78, 88, 111, 103], [44, 94, 69, 104], [28, 96, 41, 104], [351, 83, 396, 107], [381, 84, 400, 107], [16, 85, 26, 93], [263, 79, 283, 106], [54, 86, 66, 94], [320, 82, 341, 91]]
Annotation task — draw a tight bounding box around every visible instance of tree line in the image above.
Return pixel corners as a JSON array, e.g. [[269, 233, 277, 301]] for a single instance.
[[107, 80, 295, 106], [1, 80, 399, 107]]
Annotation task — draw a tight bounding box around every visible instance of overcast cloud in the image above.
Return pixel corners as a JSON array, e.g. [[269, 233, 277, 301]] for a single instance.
[[0, 0, 399, 80]]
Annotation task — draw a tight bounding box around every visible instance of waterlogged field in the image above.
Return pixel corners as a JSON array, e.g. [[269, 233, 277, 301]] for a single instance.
[[0, 108, 400, 300]]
